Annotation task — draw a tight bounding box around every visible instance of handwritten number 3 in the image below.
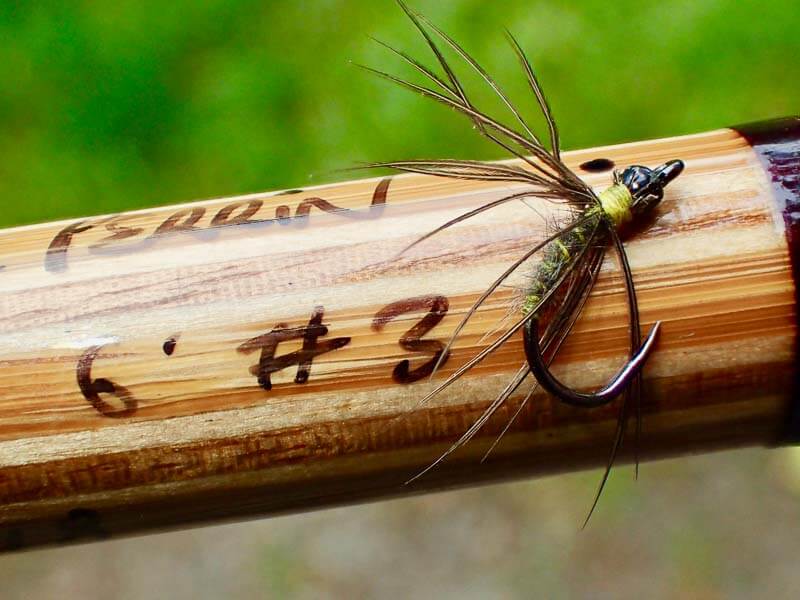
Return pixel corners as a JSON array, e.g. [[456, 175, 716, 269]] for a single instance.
[[372, 295, 450, 384]]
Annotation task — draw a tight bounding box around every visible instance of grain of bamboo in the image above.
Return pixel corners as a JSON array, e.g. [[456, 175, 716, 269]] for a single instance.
[[0, 119, 796, 550]]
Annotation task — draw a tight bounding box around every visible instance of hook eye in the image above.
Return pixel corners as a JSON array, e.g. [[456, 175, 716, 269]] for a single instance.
[[654, 159, 685, 186]]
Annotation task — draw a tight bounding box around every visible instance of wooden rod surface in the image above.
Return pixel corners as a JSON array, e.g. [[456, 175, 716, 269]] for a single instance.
[[0, 119, 797, 550]]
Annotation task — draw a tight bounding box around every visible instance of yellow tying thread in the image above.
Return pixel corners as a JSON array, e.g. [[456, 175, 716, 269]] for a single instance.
[[598, 184, 633, 228]]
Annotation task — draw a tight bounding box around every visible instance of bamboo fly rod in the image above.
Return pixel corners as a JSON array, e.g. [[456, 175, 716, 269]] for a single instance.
[[0, 118, 797, 551]]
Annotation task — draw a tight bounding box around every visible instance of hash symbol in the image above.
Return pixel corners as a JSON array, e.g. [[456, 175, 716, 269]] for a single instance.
[[237, 306, 350, 391]]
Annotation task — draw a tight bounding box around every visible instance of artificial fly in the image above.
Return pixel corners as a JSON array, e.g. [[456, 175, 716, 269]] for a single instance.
[[362, 0, 684, 524]]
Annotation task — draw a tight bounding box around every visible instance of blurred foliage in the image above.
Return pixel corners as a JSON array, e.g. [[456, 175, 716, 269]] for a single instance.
[[0, 0, 798, 226]]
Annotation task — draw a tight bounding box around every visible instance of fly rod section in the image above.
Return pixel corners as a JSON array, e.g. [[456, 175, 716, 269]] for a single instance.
[[0, 119, 796, 550]]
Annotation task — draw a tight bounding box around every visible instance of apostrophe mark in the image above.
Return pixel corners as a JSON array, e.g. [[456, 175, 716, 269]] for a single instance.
[[163, 336, 178, 356]]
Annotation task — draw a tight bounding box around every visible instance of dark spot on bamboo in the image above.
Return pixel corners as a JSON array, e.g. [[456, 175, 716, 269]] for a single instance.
[[580, 158, 615, 173]]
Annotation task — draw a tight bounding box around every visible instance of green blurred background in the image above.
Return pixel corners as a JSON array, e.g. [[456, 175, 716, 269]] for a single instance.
[[1, 0, 799, 597]]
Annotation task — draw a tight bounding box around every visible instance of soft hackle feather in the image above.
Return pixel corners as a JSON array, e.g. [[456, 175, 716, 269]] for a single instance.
[[365, 0, 652, 524]]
